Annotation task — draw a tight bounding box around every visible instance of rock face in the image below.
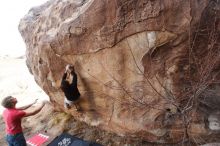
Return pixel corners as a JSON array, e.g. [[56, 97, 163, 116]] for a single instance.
[[19, 0, 220, 143]]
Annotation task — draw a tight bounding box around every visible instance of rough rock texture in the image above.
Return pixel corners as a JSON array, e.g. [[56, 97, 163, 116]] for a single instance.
[[19, 0, 220, 144]]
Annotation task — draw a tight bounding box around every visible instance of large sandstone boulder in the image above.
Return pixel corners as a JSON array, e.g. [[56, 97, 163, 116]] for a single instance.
[[19, 0, 220, 143]]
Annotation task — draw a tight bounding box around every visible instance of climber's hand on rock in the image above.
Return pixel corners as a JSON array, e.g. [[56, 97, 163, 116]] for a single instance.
[[65, 64, 70, 72]]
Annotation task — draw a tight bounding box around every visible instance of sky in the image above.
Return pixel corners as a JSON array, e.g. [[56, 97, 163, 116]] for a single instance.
[[0, 0, 50, 111], [0, 0, 48, 57]]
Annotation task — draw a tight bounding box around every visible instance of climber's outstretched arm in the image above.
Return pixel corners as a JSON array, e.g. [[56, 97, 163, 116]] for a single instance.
[[24, 102, 45, 117], [16, 99, 38, 110]]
